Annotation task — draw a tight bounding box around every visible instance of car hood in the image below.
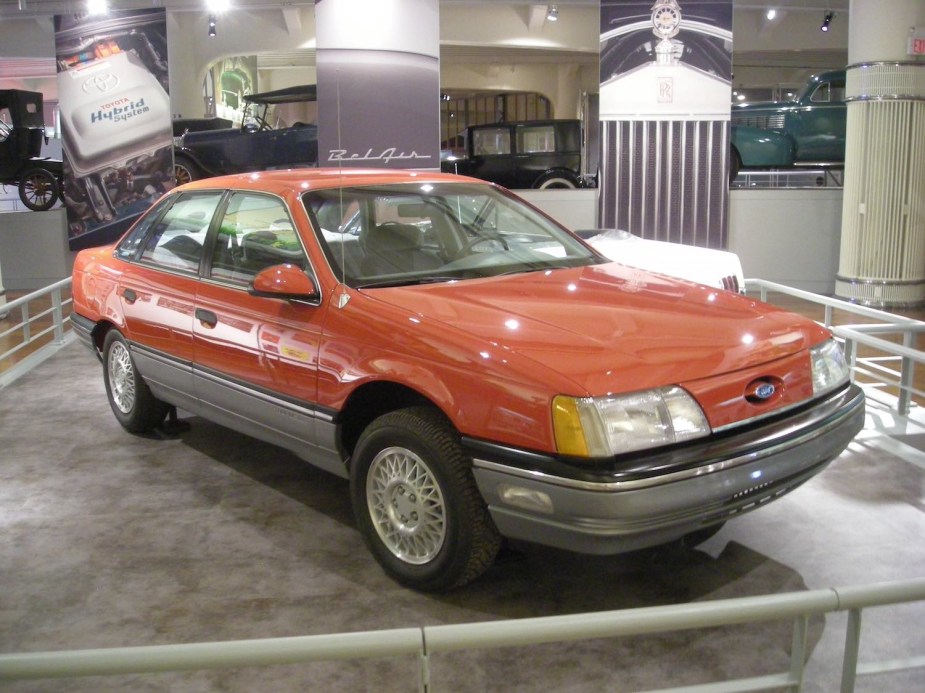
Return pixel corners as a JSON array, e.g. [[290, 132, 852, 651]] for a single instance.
[[362, 263, 828, 395], [585, 231, 744, 291]]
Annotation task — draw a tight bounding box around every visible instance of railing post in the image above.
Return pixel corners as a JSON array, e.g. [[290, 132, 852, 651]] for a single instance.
[[789, 614, 809, 691], [52, 288, 64, 344], [840, 608, 862, 693], [899, 331, 915, 416], [21, 304, 30, 343], [824, 305, 833, 328]]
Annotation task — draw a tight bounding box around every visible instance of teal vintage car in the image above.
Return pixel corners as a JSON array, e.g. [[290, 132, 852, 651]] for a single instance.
[[730, 70, 846, 179]]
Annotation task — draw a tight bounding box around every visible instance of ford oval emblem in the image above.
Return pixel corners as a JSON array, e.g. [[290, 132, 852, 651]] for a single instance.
[[745, 378, 781, 404]]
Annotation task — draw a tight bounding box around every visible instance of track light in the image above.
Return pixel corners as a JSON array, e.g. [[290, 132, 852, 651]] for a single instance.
[[86, 0, 108, 15], [820, 11, 833, 32], [546, 5, 558, 22], [208, 14, 216, 37]]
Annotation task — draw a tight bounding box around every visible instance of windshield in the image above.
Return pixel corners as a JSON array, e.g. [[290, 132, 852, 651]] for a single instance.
[[303, 182, 604, 288]]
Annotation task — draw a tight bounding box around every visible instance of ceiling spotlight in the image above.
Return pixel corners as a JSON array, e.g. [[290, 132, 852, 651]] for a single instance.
[[546, 5, 558, 22], [820, 11, 833, 32], [765, 9, 776, 21], [208, 14, 217, 37], [86, 0, 108, 15]]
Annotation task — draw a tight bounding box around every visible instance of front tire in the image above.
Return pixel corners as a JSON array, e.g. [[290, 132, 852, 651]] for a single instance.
[[103, 330, 169, 433], [174, 154, 201, 186], [350, 407, 501, 591]]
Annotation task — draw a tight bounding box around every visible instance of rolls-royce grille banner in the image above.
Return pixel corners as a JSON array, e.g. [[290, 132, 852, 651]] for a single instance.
[[599, 1, 732, 248], [315, 0, 440, 171], [55, 10, 174, 251]]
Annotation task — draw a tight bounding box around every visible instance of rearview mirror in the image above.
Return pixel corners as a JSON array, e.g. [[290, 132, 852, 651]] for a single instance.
[[249, 264, 319, 301]]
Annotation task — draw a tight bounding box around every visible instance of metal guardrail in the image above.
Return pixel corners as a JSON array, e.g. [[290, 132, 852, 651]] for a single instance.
[[1, 578, 923, 691], [732, 168, 844, 189], [2, 278, 924, 689], [748, 278, 925, 416], [0, 277, 74, 390]]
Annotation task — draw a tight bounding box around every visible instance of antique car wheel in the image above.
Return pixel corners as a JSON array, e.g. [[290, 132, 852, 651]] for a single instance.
[[103, 330, 169, 433], [174, 154, 201, 185], [350, 406, 501, 591], [18, 167, 60, 211], [535, 172, 578, 189]]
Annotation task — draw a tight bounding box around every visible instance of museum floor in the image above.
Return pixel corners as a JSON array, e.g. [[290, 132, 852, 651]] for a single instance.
[[1, 341, 924, 692]]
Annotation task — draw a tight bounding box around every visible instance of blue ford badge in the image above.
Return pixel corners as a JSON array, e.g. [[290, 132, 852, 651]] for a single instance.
[[756, 383, 775, 399]]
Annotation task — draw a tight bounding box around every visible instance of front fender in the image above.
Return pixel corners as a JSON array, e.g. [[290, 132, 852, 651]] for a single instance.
[[731, 125, 795, 167]]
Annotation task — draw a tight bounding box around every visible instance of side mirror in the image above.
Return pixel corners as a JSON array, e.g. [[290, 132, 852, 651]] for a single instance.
[[249, 264, 319, 301]]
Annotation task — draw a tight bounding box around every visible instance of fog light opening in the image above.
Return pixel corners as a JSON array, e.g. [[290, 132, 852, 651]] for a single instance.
[[498, 484, 554, 515]]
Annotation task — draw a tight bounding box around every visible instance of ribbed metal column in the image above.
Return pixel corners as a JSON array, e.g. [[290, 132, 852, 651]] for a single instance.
[[836, 62, 925, 306]]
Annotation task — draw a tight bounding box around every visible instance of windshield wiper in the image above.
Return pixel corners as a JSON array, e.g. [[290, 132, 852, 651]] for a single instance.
[[357, 276, 462, 289]]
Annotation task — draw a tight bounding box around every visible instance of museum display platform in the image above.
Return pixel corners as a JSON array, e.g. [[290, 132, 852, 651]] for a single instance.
[[0, 339, 922, 691]]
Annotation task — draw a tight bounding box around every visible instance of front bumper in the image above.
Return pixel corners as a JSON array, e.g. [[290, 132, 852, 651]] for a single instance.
[[468, 383, 865, 554]]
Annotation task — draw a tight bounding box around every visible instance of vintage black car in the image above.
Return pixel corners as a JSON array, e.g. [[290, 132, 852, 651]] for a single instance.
[[173, 84, 318, 184], [0, 89, 63, 211], [441, 119, 591, 190]]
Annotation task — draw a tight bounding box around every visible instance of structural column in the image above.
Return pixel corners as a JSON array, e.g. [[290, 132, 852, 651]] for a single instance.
[[835, 0, 925, 306]]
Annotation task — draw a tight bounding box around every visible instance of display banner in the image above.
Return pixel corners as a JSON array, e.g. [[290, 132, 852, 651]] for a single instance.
[[599, 1, 732, 248], [315, 0, 440, 170], [55, 10, 174, 250]]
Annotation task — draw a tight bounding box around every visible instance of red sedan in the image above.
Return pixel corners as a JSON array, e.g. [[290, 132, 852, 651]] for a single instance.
[[71, 169, 864, 591]]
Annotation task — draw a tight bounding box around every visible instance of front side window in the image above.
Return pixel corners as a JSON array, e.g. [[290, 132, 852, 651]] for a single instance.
[[138, 192, 224, 273], [304, 182, 602, 288], [208, 192, 308, 285]]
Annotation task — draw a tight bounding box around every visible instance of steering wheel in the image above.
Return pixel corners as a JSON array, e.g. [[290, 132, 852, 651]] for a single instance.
[[452, 233, 510, 259]]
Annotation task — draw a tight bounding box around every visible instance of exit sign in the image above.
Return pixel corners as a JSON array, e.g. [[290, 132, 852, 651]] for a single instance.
[[910, 34, 925, 56]]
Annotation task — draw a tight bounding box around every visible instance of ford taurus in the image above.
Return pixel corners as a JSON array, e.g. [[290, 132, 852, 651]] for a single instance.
[[70, 169, 865, 591]]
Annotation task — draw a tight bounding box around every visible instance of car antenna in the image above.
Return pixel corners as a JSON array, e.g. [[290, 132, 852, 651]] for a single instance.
[[334, 74, 350, 308]]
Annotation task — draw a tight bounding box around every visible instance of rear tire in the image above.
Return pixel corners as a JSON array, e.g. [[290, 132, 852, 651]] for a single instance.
[[103, 330, 169, 433], [18, 168, 60, 211], [535, 172, 578, 189], [350, 406, 501, 591]]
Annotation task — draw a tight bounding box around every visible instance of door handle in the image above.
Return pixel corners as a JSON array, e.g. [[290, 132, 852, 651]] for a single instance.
[[122, 288, 137, 304], [195, 308, 218, 328]]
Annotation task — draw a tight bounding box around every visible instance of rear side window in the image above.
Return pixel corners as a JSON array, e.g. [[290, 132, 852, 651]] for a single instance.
[[138, 192, 224, 273], [473, 128, 511, 156], [114, 195, 175, 261], [517, 125, 556, 154]]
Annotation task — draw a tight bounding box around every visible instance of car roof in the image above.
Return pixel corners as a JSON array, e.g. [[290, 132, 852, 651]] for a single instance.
[[176, 168, 488, 195]]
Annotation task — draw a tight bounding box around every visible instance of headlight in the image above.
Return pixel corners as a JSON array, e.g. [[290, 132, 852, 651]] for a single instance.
[[810, 338, 850, 396], [553, 387, 710, 458]]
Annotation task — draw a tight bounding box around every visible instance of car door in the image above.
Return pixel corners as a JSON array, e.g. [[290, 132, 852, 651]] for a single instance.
[[114, 190, 225, 410], [192, 190, 333, 465], [792, 77, 847, 162]]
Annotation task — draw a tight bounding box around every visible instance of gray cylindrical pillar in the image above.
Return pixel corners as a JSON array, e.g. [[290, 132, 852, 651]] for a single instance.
[[835, 0, 925, 306]]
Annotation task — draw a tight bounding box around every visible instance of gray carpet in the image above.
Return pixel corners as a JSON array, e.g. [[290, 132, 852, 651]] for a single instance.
[[1, 342, 923, 691]]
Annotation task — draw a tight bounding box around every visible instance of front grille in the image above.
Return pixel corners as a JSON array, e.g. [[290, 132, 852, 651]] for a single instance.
[[732, 113, 786, 130]]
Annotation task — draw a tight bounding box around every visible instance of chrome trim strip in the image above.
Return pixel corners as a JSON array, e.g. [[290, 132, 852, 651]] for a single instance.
[[193, 366, 334, 423], [472, 388, 863, 493]]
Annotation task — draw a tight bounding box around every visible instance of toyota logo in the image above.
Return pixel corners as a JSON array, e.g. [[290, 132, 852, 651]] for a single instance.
[[82, 72, 119, 94]]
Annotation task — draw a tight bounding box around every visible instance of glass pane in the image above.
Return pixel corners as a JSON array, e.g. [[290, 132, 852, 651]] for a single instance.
[[139, 192, 223, 272], [209, 192, 307, 284]]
